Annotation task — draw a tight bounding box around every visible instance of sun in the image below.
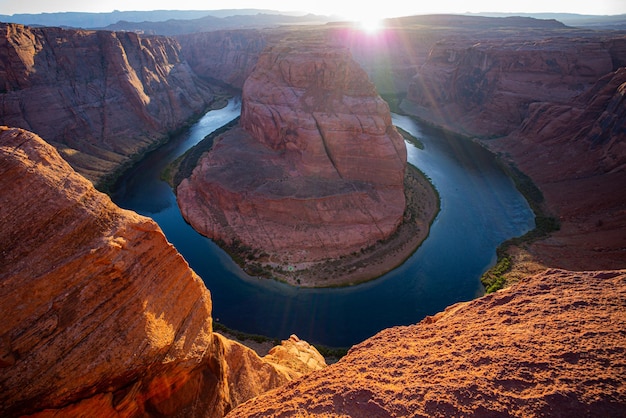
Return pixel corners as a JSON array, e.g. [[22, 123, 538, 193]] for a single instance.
[[359, 17, 383, 33]]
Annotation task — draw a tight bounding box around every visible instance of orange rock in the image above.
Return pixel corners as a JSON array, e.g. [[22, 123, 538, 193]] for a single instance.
[[177, 41, 406, 266], [228, 269, 626, 417], [0, 126, 324, 417], [0, 23, 216, 186]]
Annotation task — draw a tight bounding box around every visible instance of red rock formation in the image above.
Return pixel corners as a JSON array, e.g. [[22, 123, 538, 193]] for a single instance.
[[0, 23, 216, 186], [177, 29, 270, 89], [177, 41, 406, 267], [0, 126, 324, 417], [228, 268, 626, 417], [405, 36, 618, 137], [488, 67, 626, 270], [399, 30, 626, 272]]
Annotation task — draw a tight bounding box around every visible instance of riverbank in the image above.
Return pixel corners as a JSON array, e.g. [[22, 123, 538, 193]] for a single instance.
[[170, 155, 438, 287], [99, 96, 231, 194], [260, 164, 439, 287]]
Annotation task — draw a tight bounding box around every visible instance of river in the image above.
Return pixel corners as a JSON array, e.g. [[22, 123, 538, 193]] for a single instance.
[[112, 98, 534, 348]]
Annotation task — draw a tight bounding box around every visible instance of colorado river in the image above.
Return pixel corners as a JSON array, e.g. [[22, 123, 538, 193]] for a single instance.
[[112, 98, 534, 348]]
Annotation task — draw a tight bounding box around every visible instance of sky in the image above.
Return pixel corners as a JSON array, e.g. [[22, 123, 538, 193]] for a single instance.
[[1, 0, 625, 20]]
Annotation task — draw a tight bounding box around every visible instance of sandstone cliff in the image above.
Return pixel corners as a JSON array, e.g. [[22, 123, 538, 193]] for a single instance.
[[229, 268, 626, 417], [0, 23, 217, 187], [399, 31, 626, 276], [176, 41, 408, 280], [0, 126, 324, 417], [176, 30, 269, 88], [488, 66, 626, 271], [404, 36, 623, 137]]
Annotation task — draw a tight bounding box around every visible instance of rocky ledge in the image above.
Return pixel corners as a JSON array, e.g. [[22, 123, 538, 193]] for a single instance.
[[229, 268, 626, 417], [176, 41, 437, 286], [0, 126, 324, 417]]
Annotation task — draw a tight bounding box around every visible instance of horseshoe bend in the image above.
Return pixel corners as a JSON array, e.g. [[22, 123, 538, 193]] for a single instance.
[[1, 12, 626, 418], [175, 41, 439, 287]]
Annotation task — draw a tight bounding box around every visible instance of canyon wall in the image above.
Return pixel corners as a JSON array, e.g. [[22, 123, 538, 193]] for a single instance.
[[488, 66, 626, 271], [229, 268, 626, 417], [0, 126, 324, 417], [0, 23, 217, 187], [404, 36, 623, 137], [177, 29, 270, 88], [176, 41, 407, 273], [400, 31, 626, 273]]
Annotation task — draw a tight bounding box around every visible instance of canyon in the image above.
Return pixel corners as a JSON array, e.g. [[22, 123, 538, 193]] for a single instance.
[[1, 14, 625, 417]]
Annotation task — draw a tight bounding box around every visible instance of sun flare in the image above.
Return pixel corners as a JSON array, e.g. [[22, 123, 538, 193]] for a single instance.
[[359, 17, 383, 33]]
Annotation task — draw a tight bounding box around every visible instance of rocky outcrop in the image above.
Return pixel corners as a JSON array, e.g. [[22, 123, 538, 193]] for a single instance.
[[229, 268, 626, 417], [0, 23, 217, 187], [399, 30, 626, 274], [177, 41, 407, 277], [0, 126, 324, 417]]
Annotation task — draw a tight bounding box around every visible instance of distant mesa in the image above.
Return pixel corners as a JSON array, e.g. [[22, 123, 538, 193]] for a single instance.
[[176, 40, 436, 286]]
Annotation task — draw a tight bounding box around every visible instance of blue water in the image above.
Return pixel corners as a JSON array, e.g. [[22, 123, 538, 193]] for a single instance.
[[112, 98, 534, 348]]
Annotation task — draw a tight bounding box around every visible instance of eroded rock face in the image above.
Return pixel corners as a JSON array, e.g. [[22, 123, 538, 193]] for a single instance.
[[405, 37, 621, 137], [0, 23, 216, 186], [177, 41, 406, 265], [488, 67, 626, 271], [228, 268, 626, 417], [177, 29, 269, 89], [401, 32, 626, 273], [0, 126, 323, 417]]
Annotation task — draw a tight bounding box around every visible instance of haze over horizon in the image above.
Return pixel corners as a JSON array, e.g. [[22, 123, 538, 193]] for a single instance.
[[1, 0, 625, 22]]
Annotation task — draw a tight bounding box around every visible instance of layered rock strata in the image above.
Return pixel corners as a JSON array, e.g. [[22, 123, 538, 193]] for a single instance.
[[177, 41, 408, 279], [229, 268, 626, 417], [0, 126, 324, 417], [488, 66, 626, 272], [0, 23, 217, 186], [177, 29, 270, 89], [404, 36, 622, 137]]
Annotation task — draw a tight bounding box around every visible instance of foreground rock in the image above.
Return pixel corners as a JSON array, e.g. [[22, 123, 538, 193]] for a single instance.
[[0, 126, 324, 417], [0, 23, 217, 187], [177, 41, 418, 285], [229, 268, 626, 417]]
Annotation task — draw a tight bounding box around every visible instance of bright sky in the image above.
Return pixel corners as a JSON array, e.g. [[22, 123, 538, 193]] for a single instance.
[[1, 0, 625, 19]]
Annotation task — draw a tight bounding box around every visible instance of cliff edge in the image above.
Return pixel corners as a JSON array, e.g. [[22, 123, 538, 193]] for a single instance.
[[0, 126, 324, 417], [229, 268, 626, 417], [0, 23, 218, 187]]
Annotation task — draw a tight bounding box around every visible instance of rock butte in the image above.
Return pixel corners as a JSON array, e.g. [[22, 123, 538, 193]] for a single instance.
[[177, 41, 409, 278], [0, 127, 325, 417]]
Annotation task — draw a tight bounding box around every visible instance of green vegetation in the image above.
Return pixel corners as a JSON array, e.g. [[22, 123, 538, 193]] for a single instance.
[[162, 116, 240, 189], [480, 158, 561, 293], [380, 92, 406, 113], [98, 97, 230, 195], [213, 322, 281, 346], [397, 126, 425, 149]]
